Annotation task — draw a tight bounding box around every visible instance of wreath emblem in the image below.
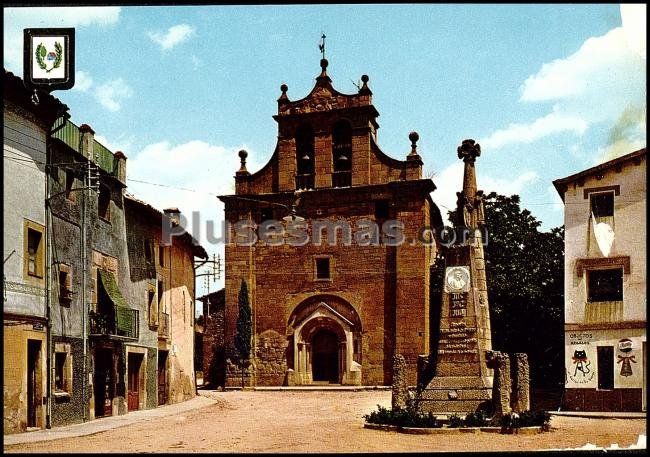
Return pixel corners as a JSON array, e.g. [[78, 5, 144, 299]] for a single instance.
[[35, 42, 63, 73]]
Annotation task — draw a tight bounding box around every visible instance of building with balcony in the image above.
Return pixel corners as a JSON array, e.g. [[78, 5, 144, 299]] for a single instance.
[[218, 58, 442, 387], [47, 117, 206, 427], [553, 148, 646, 411]]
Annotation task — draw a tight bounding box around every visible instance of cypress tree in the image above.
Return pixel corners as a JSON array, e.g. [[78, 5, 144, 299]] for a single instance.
[[234, 279, 252, 387]]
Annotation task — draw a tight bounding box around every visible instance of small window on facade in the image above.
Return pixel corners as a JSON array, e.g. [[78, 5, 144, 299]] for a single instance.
[[59, 264, 73, 305], [591, 192, 614, 219], [158, 279, 164, 310], [587, 268, 623, 302], [55, 352, 66, 391], [54, 348, 72, 395], [375, 200, 390, 220], [65, 169, 76, 202], [315, 257, 331, 280], [148, 288, 158, 327], [158, 245, 165, 267], [26, 227, 43, 278], [98, 184, 111, 220], [597, 346, 614, 390], [144, 240, 153, 263]]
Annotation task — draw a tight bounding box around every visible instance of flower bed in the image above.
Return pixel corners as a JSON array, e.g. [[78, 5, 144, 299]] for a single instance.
[[363, 405, 551, 434]]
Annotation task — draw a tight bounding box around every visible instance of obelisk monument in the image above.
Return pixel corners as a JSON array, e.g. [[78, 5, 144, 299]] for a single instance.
[[417, 139, 493, 414]]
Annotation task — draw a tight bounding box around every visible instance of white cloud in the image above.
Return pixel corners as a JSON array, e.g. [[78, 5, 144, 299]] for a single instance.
[[126, 139, 264, 298], [431, 161, 538, 224], [95, 78, 133, 112], [482, 24, 646, 152], [520, 27, 644, 105], [3, 7, 121, 72], [126, 140, 263, 250], [73, 70, 93, 92], [620, 4, 646, 59], [148, 24, 195, 50], [480, 110, 587, 150]]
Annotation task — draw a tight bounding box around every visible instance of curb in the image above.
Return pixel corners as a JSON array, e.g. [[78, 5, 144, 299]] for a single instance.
[[363, 423, 545, 435], [549, 411, 646, 419]]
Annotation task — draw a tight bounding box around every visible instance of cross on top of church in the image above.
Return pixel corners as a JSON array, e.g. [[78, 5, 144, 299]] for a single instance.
[[319, 33, 326, 60]]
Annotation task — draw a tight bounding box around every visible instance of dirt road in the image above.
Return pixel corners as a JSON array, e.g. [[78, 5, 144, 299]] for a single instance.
[[4, 391, 646, 453]]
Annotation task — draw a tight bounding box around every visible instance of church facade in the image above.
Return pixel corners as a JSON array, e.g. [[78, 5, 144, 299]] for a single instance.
[[219, 58, 442, 386]]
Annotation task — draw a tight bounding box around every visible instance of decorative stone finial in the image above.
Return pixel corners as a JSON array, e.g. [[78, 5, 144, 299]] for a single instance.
[[79, 123, 95, 134], [278, 83, 289, 103], [238, 149, 248, 173], [409, 131, 420, 156], [359, 74, 372, 95], [457, 139, 481, 162]]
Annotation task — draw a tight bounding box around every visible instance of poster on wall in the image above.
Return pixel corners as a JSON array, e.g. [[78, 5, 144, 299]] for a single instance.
[[617, 338, 636, 377]]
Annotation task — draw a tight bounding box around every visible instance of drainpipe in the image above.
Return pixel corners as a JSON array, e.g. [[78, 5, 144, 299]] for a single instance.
[[79, 123, 95, 422], [45, 129, 52, 430], [45, 110, 70, 429]]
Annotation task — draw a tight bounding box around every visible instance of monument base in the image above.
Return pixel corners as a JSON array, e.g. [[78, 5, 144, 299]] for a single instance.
[[417, 376, 493, 414]]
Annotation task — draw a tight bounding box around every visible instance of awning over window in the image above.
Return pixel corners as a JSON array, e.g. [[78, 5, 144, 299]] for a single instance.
[[98, 270, 135, 336]]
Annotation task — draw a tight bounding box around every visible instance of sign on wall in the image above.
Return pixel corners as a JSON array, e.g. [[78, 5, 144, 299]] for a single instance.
[[23, 28, 75, 91]]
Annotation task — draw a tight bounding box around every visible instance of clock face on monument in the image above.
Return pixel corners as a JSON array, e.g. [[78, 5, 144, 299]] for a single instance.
[[444, 266, 470, 293]]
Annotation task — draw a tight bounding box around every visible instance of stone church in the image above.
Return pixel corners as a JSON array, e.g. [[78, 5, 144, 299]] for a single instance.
[[219, 57, 443, 387]]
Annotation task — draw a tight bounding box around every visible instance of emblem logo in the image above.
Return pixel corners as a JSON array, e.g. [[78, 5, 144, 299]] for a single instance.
[[35, 42, 63, 73]]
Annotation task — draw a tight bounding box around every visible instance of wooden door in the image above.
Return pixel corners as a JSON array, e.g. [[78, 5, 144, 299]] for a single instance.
[[94, 348, 113, 417], [27, 340, 41, 427], [158, 351, 168, 406], [128, 353, 142, 411]]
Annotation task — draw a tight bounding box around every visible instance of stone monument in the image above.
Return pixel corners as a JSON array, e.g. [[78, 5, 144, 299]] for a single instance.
[[417, 139, 494, 414]]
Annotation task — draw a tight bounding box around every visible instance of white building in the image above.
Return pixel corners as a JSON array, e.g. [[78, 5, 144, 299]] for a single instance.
[[553, 148, 646, 412], [3, 69, 68, 433]]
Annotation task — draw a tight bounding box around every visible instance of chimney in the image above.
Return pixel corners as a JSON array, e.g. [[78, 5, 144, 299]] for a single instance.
[[79, 123, 95, 160], [114, 150, 127, 184], [164, 207, 181, 226]]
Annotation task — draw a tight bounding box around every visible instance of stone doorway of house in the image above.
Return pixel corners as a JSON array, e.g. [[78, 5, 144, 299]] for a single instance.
[[311, 329, 339, 384], [157, 350, 168, 406], [94, 348, 114, 418], [128, 353, 143, 411], [27, 340, 41, 428]]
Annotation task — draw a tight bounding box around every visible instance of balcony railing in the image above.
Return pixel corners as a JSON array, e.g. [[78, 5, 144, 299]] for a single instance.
[[332, 170, 352, 188], [89, 307, 139, 340], [295, 173, 315, 190], [158, 312, 170, 339]]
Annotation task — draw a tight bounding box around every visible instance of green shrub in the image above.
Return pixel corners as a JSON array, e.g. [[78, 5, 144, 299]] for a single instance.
[[463, 410, 490, 427], [447, 414, 464, 428], [363, 405, 441, 428], [500, 410, 551, 430]]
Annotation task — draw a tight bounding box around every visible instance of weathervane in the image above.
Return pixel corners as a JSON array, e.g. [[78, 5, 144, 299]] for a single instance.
[[319, 33, 326, 59]]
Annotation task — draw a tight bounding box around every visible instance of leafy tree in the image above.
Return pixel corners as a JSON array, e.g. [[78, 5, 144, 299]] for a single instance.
[[234, 279, 252, 387], [435, 192, 564, 388]]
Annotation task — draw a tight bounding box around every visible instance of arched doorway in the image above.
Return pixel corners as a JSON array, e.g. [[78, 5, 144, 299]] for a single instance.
[[311, 329, 339, 383], [287, 298, 363, 386]]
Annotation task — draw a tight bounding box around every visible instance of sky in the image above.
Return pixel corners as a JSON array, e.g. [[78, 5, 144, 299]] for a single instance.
[[4, 4, 646, 311]]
